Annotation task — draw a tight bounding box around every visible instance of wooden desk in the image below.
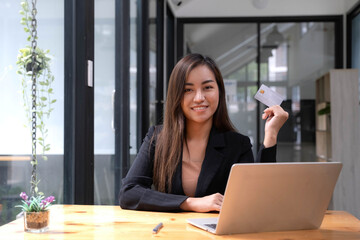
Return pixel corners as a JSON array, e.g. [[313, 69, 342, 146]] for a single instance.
[[0, 156, 31, 161], [0, 205, 360, 239]]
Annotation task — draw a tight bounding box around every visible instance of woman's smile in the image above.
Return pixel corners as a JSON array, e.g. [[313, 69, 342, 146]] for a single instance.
[[191, 105, 209, 111]]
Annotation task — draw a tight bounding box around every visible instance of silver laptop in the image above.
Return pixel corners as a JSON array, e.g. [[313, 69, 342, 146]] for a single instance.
[[187, 162, 342, 235]]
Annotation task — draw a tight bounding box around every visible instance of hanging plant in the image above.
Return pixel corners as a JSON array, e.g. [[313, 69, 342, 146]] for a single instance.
[[16, 0, 56, 196]]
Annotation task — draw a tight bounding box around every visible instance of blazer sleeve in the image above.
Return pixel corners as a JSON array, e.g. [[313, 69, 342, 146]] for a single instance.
[[256, 144, 277, 163], [227, 131, 276, 163], [118, 126, 188, 212]]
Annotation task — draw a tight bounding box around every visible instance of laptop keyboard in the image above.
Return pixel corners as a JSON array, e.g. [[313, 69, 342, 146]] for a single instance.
[[204, 223, 217, 229]]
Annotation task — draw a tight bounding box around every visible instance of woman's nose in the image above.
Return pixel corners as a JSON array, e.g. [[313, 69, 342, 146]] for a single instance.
[[194, 90, 205, 102]]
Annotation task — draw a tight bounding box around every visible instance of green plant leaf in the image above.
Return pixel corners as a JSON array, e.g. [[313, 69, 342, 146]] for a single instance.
[[318, 104, 331, 115]]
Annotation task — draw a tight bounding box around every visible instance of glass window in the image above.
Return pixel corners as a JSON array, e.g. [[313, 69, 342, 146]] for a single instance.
[[260, 62, 268, 82], [351, 13, 360, 102], [130, 0, 138, 158], [247, 61, 258, 82], [149, 0, 157, 126], [0, 0, 64, 225], [301, 22, 308, 35], [268, 42, 288, 82], [94, 0, 115, 205]]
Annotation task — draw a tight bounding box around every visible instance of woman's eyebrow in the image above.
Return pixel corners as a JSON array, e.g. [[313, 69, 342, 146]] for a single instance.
[[184, 80, 215, 86], [202, 80, 215, 84]]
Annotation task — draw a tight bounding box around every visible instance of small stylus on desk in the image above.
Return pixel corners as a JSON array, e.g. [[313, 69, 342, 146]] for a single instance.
[[152, 222, 163, 234]]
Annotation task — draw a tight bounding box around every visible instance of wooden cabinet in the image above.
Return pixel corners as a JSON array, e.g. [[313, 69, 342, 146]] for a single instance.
[[315, 69, 360, 219], [315, 74, 331, 161]]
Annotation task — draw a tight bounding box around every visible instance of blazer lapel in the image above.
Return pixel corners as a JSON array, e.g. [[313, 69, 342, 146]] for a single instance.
[[172, 149, 185, 195], [195, 128, 225, 197]]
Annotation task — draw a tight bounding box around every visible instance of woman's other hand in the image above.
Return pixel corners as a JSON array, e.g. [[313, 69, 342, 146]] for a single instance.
[[180, 193, 224, 212], [262, 105, 289, 148]]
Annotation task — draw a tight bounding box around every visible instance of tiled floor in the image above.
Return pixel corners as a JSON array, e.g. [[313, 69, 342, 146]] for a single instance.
[[277, 142, 317, 162]]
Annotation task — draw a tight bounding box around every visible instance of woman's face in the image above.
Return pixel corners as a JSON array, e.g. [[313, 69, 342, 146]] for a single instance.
[[181, 65, 219, 126]]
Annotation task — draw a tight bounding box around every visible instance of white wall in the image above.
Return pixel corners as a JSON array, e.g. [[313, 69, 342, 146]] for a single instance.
[[287, 22, 335, 100]]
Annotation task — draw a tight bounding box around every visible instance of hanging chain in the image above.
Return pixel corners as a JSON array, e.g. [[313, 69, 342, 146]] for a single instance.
[[30, 0, 38, 197]]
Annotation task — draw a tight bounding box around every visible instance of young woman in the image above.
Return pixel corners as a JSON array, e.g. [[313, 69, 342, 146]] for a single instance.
[[119, 53, 288, 212]]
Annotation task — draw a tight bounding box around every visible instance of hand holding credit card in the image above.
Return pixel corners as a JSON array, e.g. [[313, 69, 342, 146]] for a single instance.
[[254, 84, 284, 107]]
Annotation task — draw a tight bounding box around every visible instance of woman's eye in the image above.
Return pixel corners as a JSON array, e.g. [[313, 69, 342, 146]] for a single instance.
[[184, 88, 192, 92], [204, 85, 213, 90]]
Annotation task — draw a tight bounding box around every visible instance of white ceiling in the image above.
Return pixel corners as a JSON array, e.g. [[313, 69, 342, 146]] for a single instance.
[[167, 0, 359, 18]]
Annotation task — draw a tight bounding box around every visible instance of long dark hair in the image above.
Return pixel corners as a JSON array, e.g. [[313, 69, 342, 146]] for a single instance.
[[153, 53, 236, 193]]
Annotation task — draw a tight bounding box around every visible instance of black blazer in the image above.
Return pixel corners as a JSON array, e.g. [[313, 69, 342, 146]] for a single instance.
[[119, 125, 276, 212]]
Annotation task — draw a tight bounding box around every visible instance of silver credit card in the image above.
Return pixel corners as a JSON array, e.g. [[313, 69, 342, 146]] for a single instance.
[[254, 84, 284, 107]]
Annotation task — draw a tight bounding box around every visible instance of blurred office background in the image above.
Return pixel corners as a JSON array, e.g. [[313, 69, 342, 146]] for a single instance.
[[0, 0, 359, 225]]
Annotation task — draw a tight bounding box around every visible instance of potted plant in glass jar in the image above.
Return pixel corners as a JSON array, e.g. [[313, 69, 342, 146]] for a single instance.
[[16, 192, 55, 233]]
